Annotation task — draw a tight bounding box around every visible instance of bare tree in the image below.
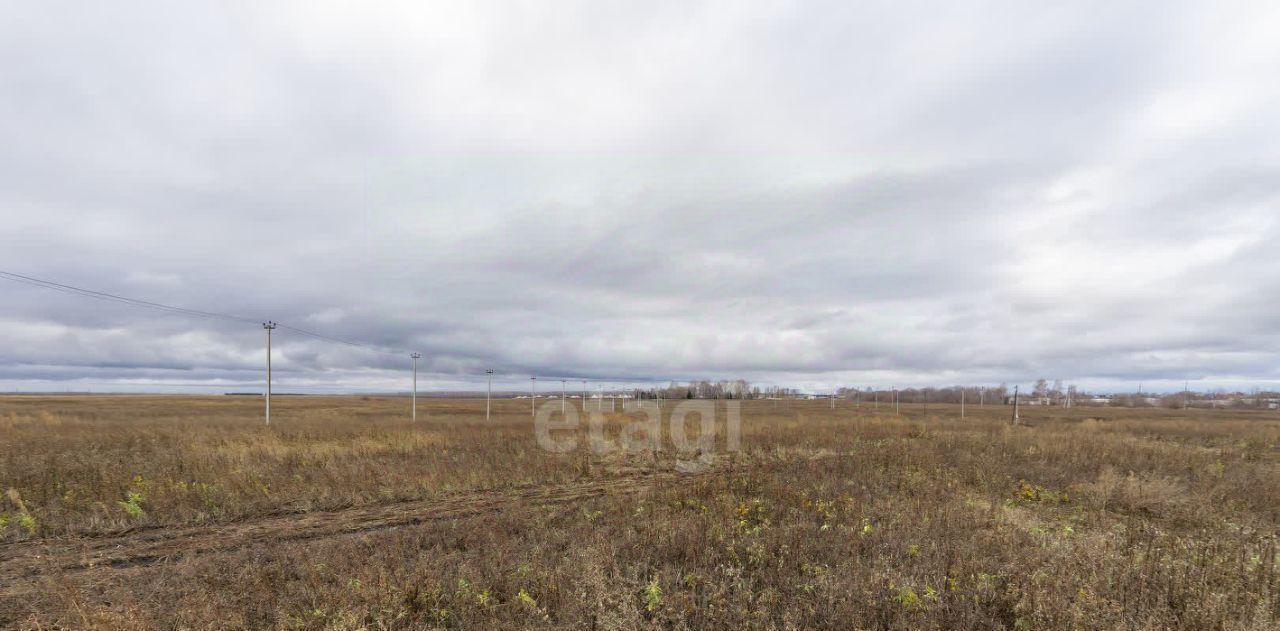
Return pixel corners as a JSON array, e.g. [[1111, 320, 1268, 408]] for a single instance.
[[1033, 378, 1049, 402]]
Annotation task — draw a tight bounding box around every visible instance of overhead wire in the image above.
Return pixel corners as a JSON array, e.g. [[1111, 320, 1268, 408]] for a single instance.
[[0, 269, 413, 356], [2, 380, 406, 392], [0, 269, 689, 389], [0, 270, 258, 324]]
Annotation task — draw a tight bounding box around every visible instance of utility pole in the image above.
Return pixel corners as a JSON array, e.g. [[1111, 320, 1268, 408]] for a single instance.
[[561, 380, 566, 415], [530, 376, 536, 418], [410, 352, 421, 421], [1183, 381, 1189, 410], [485, 369, 493, 421], [980, 387, 984, 407], [961, 389, 965, 419], [1012, 385, 1020, 425], [263, 321, 276, 425], [582, 380, 588, 413], [874, 389, 879, 410], [830, 390, 836, 410], [894, 388, 899, 414]]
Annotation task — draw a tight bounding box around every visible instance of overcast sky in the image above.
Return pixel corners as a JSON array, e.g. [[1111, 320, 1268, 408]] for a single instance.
[[3, 1, 1279, 394]]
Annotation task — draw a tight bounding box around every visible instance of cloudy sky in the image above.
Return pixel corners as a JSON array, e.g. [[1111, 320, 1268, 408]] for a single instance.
[[3, 0, 1279, 394]]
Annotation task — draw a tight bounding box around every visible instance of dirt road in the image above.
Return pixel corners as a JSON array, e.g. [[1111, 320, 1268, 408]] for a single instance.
[[0, 466, 720, 597]]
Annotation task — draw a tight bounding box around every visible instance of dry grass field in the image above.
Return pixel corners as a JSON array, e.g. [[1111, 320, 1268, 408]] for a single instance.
[[2, 395, 1279, 629]]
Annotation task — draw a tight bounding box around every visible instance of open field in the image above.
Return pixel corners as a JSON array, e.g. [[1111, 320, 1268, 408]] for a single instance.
[[3, 396, 1280, 629]]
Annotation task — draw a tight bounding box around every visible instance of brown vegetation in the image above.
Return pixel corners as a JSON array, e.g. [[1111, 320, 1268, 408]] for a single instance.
[[2, 396, 1279, 629]]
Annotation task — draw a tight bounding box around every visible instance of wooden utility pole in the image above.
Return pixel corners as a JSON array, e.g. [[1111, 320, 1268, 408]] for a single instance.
[[485, 369, 493, 421], [263, 321, 276, 425], [411, 352, 422, 421]]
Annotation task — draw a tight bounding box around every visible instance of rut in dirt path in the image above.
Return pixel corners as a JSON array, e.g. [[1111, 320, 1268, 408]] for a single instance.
[[0, 454, 839, 598], [0, 465, 728, 593], [1, 475, 652, 584]]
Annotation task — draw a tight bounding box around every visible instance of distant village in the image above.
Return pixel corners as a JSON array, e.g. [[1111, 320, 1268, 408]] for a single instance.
[[514, 379, 1280, 410]]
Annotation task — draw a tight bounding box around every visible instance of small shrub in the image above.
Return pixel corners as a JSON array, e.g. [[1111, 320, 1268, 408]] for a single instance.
[[119, 490, 145, 518], [642, 578, 662, 613]]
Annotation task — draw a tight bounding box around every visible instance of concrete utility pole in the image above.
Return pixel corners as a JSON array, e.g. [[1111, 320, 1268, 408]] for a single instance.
[[530, 377, 536, 418], [831, 390, 836, 410], [1012, 385, 1021, 425], [874, 389, 879, 410], [410, 352, 422, 421], [582, 380, 588, 413], [961, 389, 965, 419], [263, 321, 276, 425], [1183, 381, 1189, 410], [980, 387, 985, 407], [485, 369, 493, 421]]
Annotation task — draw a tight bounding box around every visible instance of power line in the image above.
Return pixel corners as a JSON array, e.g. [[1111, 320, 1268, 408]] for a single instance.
[[2, 271, 718, 396], [273, 323, 411, 356], [0, 380, 408, 392], [0, 270, 257, 324], [529, 374, 676, 384], [0, 269, 412, 356]]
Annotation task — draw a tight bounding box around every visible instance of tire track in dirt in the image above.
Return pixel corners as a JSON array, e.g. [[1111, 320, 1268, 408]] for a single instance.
[[0, 477, 647, 586], [0, 464, 737, 595], [0, 454, 846, 598]]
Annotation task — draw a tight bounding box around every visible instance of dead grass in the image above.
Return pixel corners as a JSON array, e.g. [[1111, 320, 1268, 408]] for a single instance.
[[2, 396, 1279, 629]]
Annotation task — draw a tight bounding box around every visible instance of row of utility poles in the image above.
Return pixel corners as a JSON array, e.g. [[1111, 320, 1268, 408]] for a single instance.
[[261, 330, 1009, 426], [262, 325, 504, 425], [257, 326, 1032, 427], [528, 376, 636, 418], [261, 331, 663, 425]]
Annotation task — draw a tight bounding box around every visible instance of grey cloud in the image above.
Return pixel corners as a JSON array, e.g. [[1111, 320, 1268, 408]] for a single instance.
[[3, 0, 1280, 394]]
